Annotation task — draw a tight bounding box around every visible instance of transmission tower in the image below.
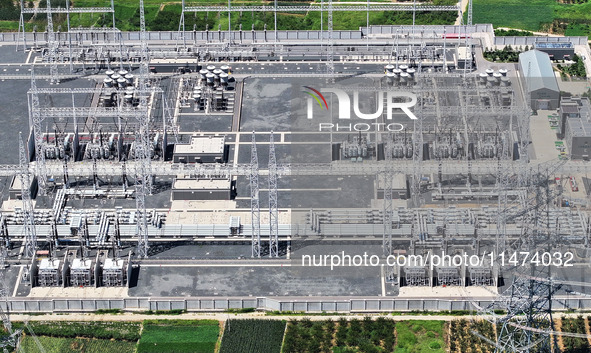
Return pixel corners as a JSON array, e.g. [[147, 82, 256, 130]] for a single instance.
[[326, 0, 334, 80], [19, 132, 37, 258], [30, 70, 47, 194], [495, 131, 510, 256], [274, 0, 278, 42], [250, 132, 261, 258], [0, 267, 22, 353], [474, 165, 566, 353], [467, 0, 473, 26], [177, 0, 187, 49], [45, 0, 59, 84], [133, 0, 151, 258], [518, 63, 532, 187], [410, 91, 423, 207], [383, 135, 393, 256], [268, 131, 279, 258], [0, 216, 7, 270]]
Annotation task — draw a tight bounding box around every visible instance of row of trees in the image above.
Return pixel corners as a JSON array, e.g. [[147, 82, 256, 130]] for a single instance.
[[283, 317, 397, 353], [557, 54, 587, 78], [483, 45, 525, 62]]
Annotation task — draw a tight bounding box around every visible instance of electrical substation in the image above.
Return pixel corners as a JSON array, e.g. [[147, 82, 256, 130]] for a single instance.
[[0, 1, 590, 350]]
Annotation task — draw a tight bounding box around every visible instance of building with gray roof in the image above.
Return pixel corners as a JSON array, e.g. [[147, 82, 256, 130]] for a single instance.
[[518, 49, 560, 110], [564, 97, 591, 159]]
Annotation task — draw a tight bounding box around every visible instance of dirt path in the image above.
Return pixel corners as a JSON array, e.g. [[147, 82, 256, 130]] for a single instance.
[[8, 312, 468, 323], [454, 0, 469, 26], [10, 311, 591, 323]]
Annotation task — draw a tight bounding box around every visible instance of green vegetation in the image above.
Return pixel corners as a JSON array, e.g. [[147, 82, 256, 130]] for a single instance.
[[20, 336, 137, 353], [557, 54, 587, 78], [1, 0, 459, 32], [14, 321, 141, 341], [394, 320, 446, 353], [137, 319, 220, 353], [483, 45, 524, 63], [560, 316, 590, 353], [219, 319, 286, 353], [94, 308, 123, 314], [284, 317, 393, 353], [225, 307, 257, 313], [448, 319, 495, 353], [474, 0, 591, 36], [473, 0, 554, 32], [494, 28, 534, 36], [140, 309, 186, 315]]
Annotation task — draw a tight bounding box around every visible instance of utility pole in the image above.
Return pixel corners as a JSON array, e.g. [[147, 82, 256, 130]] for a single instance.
[[30, 69, 48, 194], [383, 132, 393, 257], [326, 0, 334, 81], [19, 132, 37, 258], [268, 131, 279, 258], [134, 0, 151, 258], [46, 0, 59, 84], [250, 132, 261, 258]]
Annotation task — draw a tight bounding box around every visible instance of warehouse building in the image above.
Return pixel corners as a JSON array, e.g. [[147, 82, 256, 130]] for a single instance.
[[559, 97, 582, 138], [533, 42, 575, 60], [518, 50, 560, 110], [564, 97, 591, 160]]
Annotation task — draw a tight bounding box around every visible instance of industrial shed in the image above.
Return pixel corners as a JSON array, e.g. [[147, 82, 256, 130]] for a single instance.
[[533, 42, 575, 60], [171, 178, 234, 201], [173, 136, 227, 163], [564, 97, 591, 160], [518, 50, 560, 110]]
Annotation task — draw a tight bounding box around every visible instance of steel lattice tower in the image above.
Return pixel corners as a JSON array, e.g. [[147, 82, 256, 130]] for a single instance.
[[19, 132, 37, 258], [383, 134, 393, 256], [268, 131, 279, 258], [134, 0, 152, 258], [30, 70, 48, 194], [250, 132, 261, 258], [411, 89, 423, 207], [0, 216, 7, 269], [45, 0, 59, 84], [518, 63, 532, 187], [476, 165, 566, 353], [326, 0, 334, 80]]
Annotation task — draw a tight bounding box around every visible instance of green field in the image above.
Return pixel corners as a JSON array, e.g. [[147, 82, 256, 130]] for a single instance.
[[281, 318, 446, 353], [136, 319, 220, 353], [0, 0, 459, 32], [16, 321, 142, 341], [473, 0, 591, 36], [20, 336, 137, 353], [394, 320, 446, 353], [219, 319, 286, 353]]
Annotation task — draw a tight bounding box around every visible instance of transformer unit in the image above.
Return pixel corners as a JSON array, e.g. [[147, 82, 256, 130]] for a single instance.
[[69, 258, 94, 287], [37, 258, 63, 287]]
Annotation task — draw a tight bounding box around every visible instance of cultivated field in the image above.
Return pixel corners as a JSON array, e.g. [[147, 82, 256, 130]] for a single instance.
[[0, 0, 458, 32], [473, 0, 591, 36]]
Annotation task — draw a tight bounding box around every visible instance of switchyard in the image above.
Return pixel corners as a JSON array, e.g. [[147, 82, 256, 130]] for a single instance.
[[0, 3, 590, 350]]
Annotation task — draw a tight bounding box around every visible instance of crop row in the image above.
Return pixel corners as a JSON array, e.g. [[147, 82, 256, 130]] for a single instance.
[[219, 319, 286, 353], [560, 316, 590, 353], [15, 321, 141, 341], [449, 319, 495, 353]]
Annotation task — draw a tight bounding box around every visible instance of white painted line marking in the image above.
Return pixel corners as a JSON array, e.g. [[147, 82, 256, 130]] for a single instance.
[[380, 265, 386, 297], [25, 50, 33, 64], [13, 266, 23, 297]]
